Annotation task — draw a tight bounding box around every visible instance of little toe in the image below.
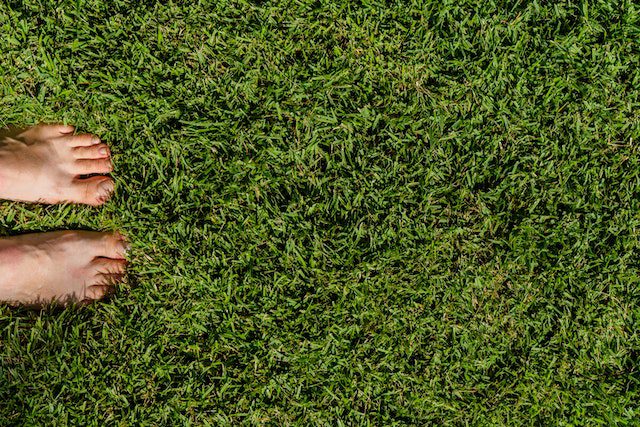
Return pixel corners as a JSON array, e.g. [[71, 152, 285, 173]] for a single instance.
[[73, 143, 110, 159], [7, 124, 75, 142], [58, 133, 101, 147], [100, 272, 126, 284], [72, 176, 114, 206], [73, 158, 113, 175], [32, 124, 75, 139], [84, 284, 115, 301]]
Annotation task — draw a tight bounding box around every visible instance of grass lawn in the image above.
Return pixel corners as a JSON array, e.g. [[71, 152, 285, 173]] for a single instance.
[[1, 0, 640, 424]]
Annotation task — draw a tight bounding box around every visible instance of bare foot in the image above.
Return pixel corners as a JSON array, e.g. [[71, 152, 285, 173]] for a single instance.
[[0, 231, 128, 306], [0, 124, 114, 205]]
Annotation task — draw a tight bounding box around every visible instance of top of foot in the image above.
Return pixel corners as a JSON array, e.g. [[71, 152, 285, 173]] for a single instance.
[[0, 230, 128, 306], [0, 124, 114, 206]]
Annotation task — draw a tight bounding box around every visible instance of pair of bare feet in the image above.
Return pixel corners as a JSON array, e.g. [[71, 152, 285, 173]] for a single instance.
[[0, 124, 128, 306]]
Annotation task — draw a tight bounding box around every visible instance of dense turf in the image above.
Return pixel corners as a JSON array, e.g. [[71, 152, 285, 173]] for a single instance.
[[1, 0, 640, 424]]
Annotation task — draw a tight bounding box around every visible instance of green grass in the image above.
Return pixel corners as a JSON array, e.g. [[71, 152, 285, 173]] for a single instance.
[[0, 0, 639, 425]]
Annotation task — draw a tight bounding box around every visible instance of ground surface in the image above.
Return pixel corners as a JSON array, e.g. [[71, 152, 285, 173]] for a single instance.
[[0, 0, 639, 425]]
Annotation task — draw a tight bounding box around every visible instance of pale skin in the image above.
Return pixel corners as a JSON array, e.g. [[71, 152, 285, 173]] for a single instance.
[[0, 124, 128, 306]]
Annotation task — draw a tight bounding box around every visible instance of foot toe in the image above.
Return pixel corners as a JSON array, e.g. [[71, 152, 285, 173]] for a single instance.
[[72, 176, 114, 206], [84, 284, 114, 301], [91, 257, 127, 275], [100, 233, 129, 259], [34, 124, 75, 138], [73, 143, 110, 159], [59, 133, 101, 147], [9, 123, 75, 141], [73, 158, 113, 175]]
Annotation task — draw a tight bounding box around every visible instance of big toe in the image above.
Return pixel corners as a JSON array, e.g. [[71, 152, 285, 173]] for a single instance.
[[30, 123, 75, 139], [100, 232, 129, 259], [72, 176, 114, 206]]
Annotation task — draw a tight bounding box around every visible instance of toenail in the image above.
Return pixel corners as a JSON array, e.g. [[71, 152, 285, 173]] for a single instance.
[[99, 147, 108, 155], [92, 136, 101, 144]]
